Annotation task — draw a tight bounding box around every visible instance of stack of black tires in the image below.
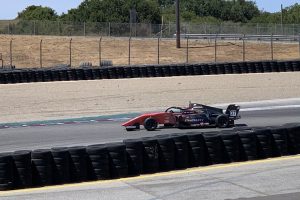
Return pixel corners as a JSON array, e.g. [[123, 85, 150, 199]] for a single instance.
[[1, 60, 300, 84], [1, 123, 300, 191]]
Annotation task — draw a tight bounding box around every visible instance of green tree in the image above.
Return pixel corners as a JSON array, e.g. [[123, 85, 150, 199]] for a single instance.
[[250, 3, 300, 24], [60, 0, 161, 23], [17, 5, 58, 20]]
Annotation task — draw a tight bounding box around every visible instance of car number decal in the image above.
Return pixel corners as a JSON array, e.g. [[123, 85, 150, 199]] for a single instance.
[[230, 110, 237, 116]]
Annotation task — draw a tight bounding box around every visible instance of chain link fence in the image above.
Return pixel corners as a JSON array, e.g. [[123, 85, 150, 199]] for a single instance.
[[1, 20, 300, 37], [0, 35, 300, 68], [0, 20, 300, 68]]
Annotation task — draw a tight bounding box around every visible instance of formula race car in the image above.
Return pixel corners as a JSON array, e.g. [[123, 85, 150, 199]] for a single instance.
[[122, 102, 240, 131]]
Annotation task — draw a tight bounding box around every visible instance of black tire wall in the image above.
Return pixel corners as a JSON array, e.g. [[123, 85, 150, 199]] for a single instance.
[[1, 123, 300, 191], [0, 153, 14, 190], [31, 149, 54, 186], [2, 60, 300, 84], [12, 150, 32, 188]]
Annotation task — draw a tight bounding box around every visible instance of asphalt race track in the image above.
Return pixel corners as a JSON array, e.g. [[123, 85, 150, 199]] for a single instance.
[[1, 105, 300, 199], [1, 107, 300, 152]]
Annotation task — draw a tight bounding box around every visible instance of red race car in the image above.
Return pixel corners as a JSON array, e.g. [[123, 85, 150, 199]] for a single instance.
[[122, 102, 240, 131]]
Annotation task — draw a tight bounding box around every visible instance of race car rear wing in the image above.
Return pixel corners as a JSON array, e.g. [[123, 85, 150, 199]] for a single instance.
[[225, 104, 241, 119]]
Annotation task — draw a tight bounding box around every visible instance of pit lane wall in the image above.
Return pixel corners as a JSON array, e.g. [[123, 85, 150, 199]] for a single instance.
[[1, 60, 300, 84], [1, 123, 300, 191]]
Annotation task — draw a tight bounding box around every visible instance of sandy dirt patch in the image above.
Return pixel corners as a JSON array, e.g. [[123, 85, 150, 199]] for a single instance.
[[0, 35, 299, 68], [0, 72, 300, 123]]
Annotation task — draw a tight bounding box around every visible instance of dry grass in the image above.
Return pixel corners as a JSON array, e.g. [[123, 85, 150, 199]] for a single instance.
[[0, 35, 299, 68]]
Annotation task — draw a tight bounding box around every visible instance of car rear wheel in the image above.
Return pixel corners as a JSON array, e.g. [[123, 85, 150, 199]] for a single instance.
[[216, 115, 229, 128], [144, 118, 158, 131]]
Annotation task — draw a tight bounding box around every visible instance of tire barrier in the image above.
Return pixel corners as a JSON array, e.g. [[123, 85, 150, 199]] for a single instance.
[[2, 59, 300, 84], [220, 131, 243, 162], [186, 132, 209, 167], [31, 149, 54, 186], [2, 123, 300, 191], [235, 130, 258, 161], [123, 139, 143, 176], [0, 153, 14, 191], [12, 150, 32, 189], [268, 127, 289, 156], [203, 132, 227, 164], [284, 123, 300, 154], [51, 148, 71, 184], [169, 65, 180, 76], [141, 137, 159, 174], [86, 144, 110, 180], [68, 146, 88, 182], [106, 143, 128, 179], [156, 135, 176, 172], [171, 133, 190, 169], [252, 128, 274, 159], [162, 65, 171, 77], [139, 66, 148, 78]]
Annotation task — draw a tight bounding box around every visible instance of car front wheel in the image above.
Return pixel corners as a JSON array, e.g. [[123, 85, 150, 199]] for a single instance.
[[144, 118, 158, 131]]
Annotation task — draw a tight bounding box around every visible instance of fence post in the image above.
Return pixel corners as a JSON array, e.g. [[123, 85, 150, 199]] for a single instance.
[[128, 37, 131, 65], [0, 53, 3, 68], [243, 34, 245, 62], [168, 21, 171, 37], [214, 36, 217, 63], [99, 37, 102, 66], [10, 39, 12, 67], [40, 39, 43, 68], [157, 37, 160, 65], [84, 22, 86, 36], [7, 22, 10, 34], [108, 22, 111, 37], [57, 21, 60, 36], [298, 35, 300, 58], [271, 34, 274, 60], [69, 38, 72, 67], [33, 21, 36, 35], [186, 37, 189, 63]]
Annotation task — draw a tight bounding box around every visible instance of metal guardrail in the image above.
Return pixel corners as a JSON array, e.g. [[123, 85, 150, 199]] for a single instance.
[[177, 34, 300, 42]]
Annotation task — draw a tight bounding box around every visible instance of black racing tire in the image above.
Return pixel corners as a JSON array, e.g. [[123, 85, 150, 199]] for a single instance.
[[12, 150, 32, 188], [268, 126, 288, 156], [31, 149, 54, 186], [123, 139, 143, 176], [86, 144, 110, 180], [215, 115, 229, 128], [203, 132, 226, 164], [68, 146, 88, 182], [236, 130, 258, 161], [186, 132, 209, 166], [253, 128, 273, 159], [144, 118, 158, 131], [170, 133, 190, 169], [0, 153, 14, 191], [155, 135, 175, 172], [141, 137, 159, 173], [106, 142, 128, 179], [51, 147, 71, 184], [220, 131, 242, 162]]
